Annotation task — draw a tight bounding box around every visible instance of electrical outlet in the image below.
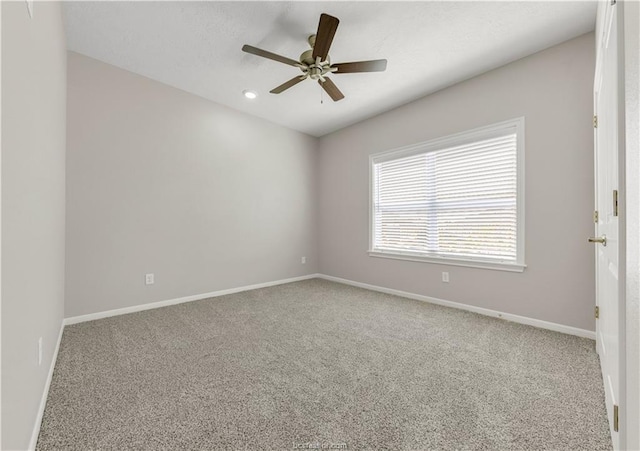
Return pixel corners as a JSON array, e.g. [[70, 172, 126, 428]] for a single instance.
[[38, 337, 43, 366], [442, 272, 450, 283], [145, 273, 155, 285], [301, 256, 306, 264]]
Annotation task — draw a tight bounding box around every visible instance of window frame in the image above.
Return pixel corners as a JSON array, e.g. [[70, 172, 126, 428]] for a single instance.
[[368, 117, 526, 272]]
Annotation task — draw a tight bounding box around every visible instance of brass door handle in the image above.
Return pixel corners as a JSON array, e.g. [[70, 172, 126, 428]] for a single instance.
[[588, 235, 607, 246]]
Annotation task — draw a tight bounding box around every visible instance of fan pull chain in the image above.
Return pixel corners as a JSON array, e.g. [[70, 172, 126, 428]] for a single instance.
[[320, 84, 324, 104]]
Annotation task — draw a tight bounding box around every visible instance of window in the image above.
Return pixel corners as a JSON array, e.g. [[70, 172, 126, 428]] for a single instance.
[[369, 118, 525, 272]]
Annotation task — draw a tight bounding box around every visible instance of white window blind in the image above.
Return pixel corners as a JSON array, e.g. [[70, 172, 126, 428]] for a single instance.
[[371, 119, 524, 270]]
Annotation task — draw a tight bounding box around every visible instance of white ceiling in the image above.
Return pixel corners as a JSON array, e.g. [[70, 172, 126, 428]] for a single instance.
[[63, 1, 596, 137]]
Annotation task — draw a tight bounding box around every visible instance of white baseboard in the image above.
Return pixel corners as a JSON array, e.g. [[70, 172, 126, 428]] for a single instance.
[[64, 272, 596, 340], [29, 320, 65, 451], [64, 274, 321, 326], [317, 274, 596, 340]]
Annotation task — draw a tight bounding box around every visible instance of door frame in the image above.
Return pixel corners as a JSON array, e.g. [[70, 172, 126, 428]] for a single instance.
[[620, 1, 640, 449]]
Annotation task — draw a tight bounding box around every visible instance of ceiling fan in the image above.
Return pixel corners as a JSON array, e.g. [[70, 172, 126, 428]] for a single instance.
[[242, 13, 387, 102]]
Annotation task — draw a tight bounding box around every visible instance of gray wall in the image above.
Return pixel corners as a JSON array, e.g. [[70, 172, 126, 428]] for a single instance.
[[65, 52, 318, 318], [318, 33, 596, 331], [1, 2, 67, 449]]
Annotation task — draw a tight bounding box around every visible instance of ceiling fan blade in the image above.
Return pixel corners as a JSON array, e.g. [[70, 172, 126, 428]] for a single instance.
[[318, 77, 344, 102], [312, 13, 339, 61], [333, 59, 387, 73], [242, 45, 300, 67], [270, 76, 306, 94]]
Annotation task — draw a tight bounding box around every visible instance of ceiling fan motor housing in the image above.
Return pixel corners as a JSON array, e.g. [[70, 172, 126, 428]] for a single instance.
[[300, 36, 333, 80], [299, 49, 316, 66]]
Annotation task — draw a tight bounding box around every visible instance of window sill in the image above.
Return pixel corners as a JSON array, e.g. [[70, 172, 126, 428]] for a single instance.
[[368, 250, 526, 273]]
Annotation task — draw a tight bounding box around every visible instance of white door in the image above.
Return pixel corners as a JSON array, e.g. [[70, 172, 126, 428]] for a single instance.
[[593, 1, 620, 448]]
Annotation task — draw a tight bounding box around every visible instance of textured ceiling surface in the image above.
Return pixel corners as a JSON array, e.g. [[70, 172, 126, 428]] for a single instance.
[[63, 1, 596, 137]]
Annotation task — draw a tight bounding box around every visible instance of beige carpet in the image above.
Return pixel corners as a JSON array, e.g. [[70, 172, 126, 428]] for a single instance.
[[37, 279, 611, 450]]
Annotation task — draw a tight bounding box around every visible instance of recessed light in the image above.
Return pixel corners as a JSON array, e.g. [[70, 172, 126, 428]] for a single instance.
[[243, 90, 257, 99]]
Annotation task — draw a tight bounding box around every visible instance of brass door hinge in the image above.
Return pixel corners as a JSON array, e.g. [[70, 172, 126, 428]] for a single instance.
[[613, 404, 619, 431], [613, 190, 619, 216], [595, 306, 600, 319], [594, 210, 599, 223], [593, 115, 598, 128]]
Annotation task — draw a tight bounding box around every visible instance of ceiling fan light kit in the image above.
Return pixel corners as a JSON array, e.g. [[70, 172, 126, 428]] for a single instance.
[[242, 13, 387, 102]]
